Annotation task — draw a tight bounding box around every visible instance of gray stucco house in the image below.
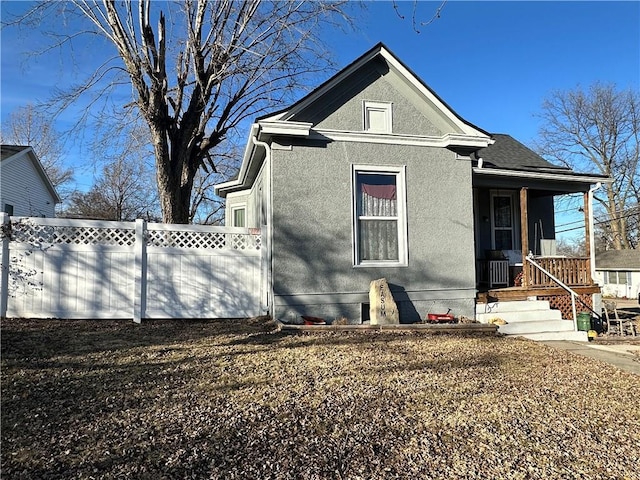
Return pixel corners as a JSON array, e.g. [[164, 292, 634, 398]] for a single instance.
[[216, 44, 609, 328]]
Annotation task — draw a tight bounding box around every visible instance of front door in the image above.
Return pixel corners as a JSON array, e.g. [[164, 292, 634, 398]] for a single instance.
[[490, 190, 520, 251]]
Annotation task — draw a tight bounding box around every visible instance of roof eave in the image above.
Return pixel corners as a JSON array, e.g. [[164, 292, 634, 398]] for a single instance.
[[214, 124, 260, 197], [473, 167, 612, 185], [260, 43, 491, 141], [214, 121, 313, 198]]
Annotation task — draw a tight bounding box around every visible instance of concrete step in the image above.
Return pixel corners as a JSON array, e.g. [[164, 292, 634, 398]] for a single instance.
[[498, 319, 574, 335], [475, 299, 586, 341], [475, 300, 551, 315], [476, 309, 563, 324], [516, 330, 589, 342]]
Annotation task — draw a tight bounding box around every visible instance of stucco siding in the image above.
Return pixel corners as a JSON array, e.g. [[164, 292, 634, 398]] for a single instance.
[[271, 139, 475, 322], [1, 155, 56, 217], [292, 59, 445, 137]]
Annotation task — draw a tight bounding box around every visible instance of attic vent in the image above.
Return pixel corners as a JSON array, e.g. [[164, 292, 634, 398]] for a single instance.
[[363, 101, 392, 133]]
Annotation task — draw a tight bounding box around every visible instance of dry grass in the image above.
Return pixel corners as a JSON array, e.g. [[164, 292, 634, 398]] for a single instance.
[[2, 317, 639, 480]]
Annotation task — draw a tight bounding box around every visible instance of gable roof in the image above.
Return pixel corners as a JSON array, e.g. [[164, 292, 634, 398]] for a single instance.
[[260, 42, 491, 140], [1, 144, 62, 204], [596, 250, 640, 270], [217, 43, 494, 197]]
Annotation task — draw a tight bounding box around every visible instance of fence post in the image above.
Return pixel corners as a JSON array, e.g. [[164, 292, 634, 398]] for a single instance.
[[133, 219, 147, 323], [0, 213, 10, 319]]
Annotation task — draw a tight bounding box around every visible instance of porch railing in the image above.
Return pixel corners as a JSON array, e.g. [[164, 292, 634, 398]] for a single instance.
[[525, 254, 580, 330], [524, 256, 592, 288]]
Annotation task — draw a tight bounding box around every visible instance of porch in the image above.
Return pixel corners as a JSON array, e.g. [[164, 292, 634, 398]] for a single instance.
[[474, 185, 602, 321]]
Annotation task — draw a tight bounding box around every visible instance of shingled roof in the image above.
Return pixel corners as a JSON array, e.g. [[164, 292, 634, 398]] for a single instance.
[[596, 250, 640, 270], [473, 134, 571, 172]]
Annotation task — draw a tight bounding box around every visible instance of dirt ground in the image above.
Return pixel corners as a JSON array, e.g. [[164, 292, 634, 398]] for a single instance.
[[2, 317, 640, 479]]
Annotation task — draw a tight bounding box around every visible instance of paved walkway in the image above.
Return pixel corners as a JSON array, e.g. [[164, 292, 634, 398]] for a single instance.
[[543, 341, 640, 375]]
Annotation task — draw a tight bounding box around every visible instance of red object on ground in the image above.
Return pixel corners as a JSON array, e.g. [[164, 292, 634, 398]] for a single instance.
[[427, 313, 455, 322], [302, 316, 326, 325]]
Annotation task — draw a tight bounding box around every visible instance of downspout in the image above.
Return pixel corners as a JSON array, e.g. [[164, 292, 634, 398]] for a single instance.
[[251, 135, 274, 317], [588, 182, 602, 282]]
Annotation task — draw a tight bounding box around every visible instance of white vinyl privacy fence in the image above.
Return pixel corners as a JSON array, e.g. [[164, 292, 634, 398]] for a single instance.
[[0, 214, 263, 321]]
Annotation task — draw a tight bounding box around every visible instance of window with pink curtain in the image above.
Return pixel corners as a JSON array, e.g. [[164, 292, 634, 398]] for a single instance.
[[356, 173, 398, 261]]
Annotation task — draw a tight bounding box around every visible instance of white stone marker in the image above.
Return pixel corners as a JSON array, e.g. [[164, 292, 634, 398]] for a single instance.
[[369, 278, 399, 325]]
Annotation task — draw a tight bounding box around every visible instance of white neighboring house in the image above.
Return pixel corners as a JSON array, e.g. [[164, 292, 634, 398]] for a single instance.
[[595, 250, 640, 301], [1, 145, 61, 217]]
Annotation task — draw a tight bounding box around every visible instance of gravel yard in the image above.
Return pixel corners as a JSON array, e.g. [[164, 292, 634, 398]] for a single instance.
[[2, 317, 639, 479]]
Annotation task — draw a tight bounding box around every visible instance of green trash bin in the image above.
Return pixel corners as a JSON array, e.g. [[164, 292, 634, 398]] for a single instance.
[[577, 312, 591, 332]]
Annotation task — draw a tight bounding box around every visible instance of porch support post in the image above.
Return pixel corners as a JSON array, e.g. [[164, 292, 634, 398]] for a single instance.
[[583, 191, 592, 281], [520, 187, 529, 287], [133, 219, 147, 323], [0, 213, 10, 319]]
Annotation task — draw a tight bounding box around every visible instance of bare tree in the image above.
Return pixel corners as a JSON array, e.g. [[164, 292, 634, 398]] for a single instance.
[[189, 146, 240, 225], [5, 0, 352, 224], [0, 104, 74, 197], [63, 153, 159, 221], [555, 236, 586, 257], [392, 0, 448, 33], [535, 83, 640, 249]]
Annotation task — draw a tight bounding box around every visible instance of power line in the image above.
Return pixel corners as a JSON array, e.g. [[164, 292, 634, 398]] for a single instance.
[[556, 209, 640, 234], [555, 204, 640, 230]]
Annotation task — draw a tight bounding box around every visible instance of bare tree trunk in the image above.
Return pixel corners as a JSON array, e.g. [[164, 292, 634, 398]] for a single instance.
[[149, 128, 188, 224], [604, 191, 629, 250], [6, 0, 353, 223]]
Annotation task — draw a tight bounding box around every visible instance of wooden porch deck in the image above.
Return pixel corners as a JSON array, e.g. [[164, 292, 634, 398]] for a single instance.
[[477, 285, 601, 303]]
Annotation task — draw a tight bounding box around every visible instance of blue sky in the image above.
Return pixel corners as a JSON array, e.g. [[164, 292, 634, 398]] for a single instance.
[[1, 1, 639, 236], [330, 1, 640, 143]]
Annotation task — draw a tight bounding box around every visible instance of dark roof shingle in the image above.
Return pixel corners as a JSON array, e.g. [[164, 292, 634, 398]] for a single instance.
[[473, 134, 570, 172], [596, 250, 640, 270]]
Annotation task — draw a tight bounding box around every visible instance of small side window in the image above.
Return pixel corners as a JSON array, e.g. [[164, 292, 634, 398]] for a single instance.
[[231, 206, 246, 227], [3, 204, 14, 215]]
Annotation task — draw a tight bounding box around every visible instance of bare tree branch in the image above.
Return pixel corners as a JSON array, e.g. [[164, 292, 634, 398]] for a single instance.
[[534, 83, 640, 249], [5, 1, 354, 223], [0, 104, 74, 199]]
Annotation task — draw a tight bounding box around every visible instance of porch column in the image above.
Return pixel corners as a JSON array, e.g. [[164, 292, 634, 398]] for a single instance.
[[583, 190, 592, 281], [520, 187, 529, 287]]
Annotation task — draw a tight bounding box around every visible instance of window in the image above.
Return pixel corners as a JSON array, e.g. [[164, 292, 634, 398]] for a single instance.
[[352, 165, 407, 266], [490, 192, 518, 250], [363, 101, 392, 133], [604, 271, 630, 285], [231, 206, 246, 227], [3, 204, 14, 215]]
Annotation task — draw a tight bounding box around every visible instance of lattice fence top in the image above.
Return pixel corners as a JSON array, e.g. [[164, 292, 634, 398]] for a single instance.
[[146, 228, 261, 250], [11, 221, 135, 246], [8, 218, 261, 250]]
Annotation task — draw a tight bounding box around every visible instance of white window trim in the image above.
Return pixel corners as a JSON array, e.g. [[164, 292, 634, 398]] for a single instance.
[[490, 190, 520, 250], [363, 101, 393, 133], [230, 204, 247, 227], [351, 164, 408, 267], [605, 270, 631, 285]]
